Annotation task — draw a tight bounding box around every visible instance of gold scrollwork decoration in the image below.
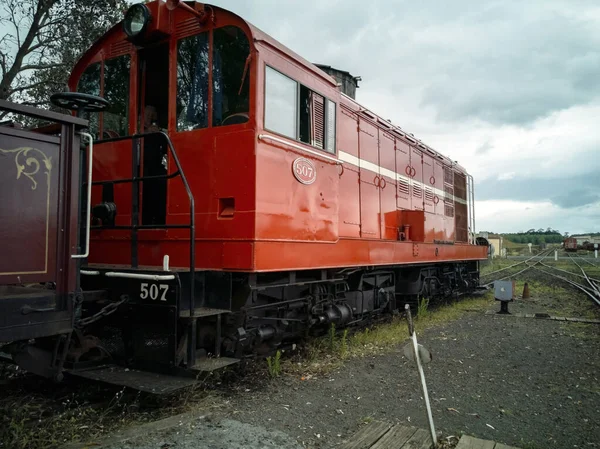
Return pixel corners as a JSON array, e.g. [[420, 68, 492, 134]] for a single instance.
[[0, 146, 52, 190]]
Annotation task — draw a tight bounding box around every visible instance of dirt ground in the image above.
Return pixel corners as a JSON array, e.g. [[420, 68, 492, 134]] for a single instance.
[[97, 416, 304, 449], [222, 301, 599, 448]]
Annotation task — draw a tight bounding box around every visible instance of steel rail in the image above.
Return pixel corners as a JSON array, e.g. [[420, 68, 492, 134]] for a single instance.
[[575, 254, 599, 268], [567, 253, 600, 297], [481, 250, 552, 288], [480, 249, 553, 280], [539, 260, 600, 284], [530, 266, 600, 307], [537, 264, 599, 298]]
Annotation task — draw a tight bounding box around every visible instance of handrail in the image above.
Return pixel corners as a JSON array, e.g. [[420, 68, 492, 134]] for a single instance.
[[258, 133, 343, 164], [467, 174, 476, 243], [92, 131, 196, 315], [72, 132, 94, 259], [91, 170, 181, 186]]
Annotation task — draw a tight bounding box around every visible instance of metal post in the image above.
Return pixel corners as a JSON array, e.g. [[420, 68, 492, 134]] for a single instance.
[[555, 250, 558, 261], [405, 305, 436, 445]]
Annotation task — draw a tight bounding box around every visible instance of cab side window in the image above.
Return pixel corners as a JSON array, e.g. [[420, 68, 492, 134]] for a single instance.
[[264, 67, 298, 139], [103, 55, 130, 137], [77, 62, 101, 138], [264, 66, 336, 154], [212, 26, 250, 127], [177, 31, 209, 131]]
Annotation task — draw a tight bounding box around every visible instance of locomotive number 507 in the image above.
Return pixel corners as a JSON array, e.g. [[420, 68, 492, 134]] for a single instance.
[[140, 283, 169, 301], [292, 157, 316, 185]]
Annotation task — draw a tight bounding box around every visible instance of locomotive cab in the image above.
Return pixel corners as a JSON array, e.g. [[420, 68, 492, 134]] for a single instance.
[[64, 1, 261, 377]]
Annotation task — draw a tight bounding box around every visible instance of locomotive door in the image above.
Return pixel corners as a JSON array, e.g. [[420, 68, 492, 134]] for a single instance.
[[443, 166, 456, 242], [433, 161, 445, 240], [395, 138, 411, 210], [139, 43, 170, 226], [358, 117, 380, 238], [379, 130, 397, 240], [338, 106, 361, 238], [409, 147, 424, 211], [422, 152, 435, 214]]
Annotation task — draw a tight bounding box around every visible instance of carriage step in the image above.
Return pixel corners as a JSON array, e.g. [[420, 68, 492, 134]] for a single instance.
[[191, 357, 240, 372], [179, 307, 231, 318], [69, 364, 198, 394]]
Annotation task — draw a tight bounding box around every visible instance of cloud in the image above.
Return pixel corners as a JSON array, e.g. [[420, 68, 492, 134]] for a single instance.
[[476, 199, 600, 234], [497, 172, 516, 181], [552, 190, 600, 209], [476, 141, 493, 155], [476, 171, 600, 208]]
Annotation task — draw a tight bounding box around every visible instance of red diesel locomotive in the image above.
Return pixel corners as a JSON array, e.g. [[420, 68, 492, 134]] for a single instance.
[[0, 1, 487, 388]]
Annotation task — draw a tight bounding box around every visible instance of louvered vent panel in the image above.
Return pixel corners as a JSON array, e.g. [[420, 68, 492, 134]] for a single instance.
[[398, 179, 410, 196], [312, 93, 325, 149], [108, 41, 132, 57], [454, 172, 467, 200], [425, 188, 434, 202], [445, 205, 455, 217], [413, 184, 423, 198], [444, 168, 453, 184], [176, 18, 199, 37]]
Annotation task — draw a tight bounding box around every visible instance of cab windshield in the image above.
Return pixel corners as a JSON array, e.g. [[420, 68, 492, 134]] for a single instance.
[[76, 25, 250, 139]]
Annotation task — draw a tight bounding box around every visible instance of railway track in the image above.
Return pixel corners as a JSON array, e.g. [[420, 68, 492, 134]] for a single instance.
[[574, 253, 599, 268], [479, 249, 554, 287], [564, 253, 600, 302], [480, 249, 600, 307]]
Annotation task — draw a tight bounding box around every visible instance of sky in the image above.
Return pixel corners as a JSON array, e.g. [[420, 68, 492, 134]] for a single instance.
[[198, 0, 600, 235]]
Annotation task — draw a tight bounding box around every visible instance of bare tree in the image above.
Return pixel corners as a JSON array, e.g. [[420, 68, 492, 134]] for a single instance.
[[0, 0, 124, 107]]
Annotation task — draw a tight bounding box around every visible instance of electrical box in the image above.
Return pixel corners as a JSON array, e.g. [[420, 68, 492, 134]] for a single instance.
[[494, 280, 515, 302]]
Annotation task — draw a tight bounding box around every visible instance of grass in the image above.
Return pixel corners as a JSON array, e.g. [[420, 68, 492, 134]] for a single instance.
[[480, 256, 600, 319], [0, 370, 223, 449], [266, 350, 282, 378], [417, 296, 430, 320], [560, 322, 598, 341], [328, 322, 336, 351], [339, 329, 349, 359], [287, 294, 493, 375]]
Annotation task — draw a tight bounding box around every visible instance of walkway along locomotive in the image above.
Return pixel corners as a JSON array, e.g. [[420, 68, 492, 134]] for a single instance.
[[0, 1, 488, 389]]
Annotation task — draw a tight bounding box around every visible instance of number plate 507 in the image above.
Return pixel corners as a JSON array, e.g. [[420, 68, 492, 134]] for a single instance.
[[140, 282, 169, 302]]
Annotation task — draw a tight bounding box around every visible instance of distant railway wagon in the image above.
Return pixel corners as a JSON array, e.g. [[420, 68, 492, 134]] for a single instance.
[[0, 1, 487, 389], [564, 238, 578, 252]]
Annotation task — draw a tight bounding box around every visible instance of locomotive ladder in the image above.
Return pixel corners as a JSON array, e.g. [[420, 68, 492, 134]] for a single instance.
[[88, 131, 204, 367]]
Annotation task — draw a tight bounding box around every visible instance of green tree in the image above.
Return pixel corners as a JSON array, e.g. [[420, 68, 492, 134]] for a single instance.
[[0, 0, 126, 112]]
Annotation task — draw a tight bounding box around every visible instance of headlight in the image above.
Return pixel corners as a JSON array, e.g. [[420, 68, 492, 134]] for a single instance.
[[123, 4, 150, 38]]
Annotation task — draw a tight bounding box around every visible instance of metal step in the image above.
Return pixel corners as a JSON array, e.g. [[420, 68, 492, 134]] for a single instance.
[[191, 357, 239, 372], [179, 307, 231, 318], [69, 364, 198, 394]]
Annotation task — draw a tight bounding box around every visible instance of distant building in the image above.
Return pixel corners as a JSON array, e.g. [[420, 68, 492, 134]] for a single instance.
[[477, 233, 503, 258], [572, 235, 600, 246]]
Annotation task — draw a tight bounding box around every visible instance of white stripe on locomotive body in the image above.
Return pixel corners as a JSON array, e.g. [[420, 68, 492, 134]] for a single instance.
[[337, 151, 468, 206]]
